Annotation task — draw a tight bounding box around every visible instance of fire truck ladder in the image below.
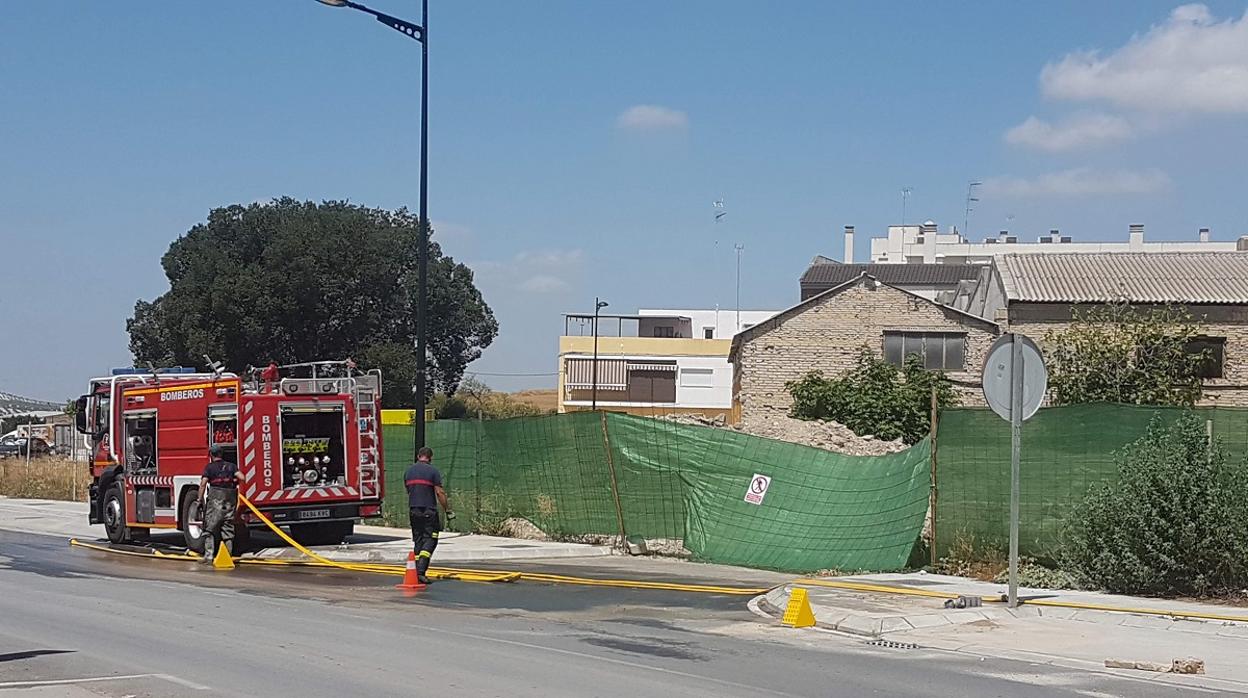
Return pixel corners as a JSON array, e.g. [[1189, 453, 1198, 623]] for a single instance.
[[355, 385, 380, 499]]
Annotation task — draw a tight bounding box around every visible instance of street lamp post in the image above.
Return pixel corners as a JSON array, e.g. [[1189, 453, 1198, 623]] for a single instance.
[[591, 298, 608, 411], [316, 0, 431, 456]]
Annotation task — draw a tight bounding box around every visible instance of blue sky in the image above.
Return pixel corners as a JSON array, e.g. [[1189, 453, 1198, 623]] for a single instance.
[[3, 1, 1247, 400]]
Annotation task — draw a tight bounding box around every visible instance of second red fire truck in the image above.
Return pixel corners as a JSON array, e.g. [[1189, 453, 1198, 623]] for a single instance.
[[74, 361, 385, 551]]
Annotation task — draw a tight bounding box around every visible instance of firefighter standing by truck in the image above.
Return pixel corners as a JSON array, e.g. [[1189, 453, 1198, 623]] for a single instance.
[[405, 447, 454, 584], [200, 444, 244, 563]]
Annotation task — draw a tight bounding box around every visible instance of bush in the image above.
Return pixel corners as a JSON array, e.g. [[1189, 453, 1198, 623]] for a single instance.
[[1062, 412, 1248, 596], [786, 350, 958, 444], [1045, 302, 1210, 407]]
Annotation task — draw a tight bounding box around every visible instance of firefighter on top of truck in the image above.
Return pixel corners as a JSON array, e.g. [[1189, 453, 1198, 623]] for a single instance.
[[405, 447, 454, 584], [200, 443, 244, 563]]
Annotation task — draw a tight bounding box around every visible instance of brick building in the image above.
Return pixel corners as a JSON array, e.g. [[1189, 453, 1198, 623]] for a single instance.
[[729, 273, 1000, 420]]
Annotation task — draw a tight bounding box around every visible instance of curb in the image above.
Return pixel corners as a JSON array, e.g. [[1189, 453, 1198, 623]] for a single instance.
[[754, 586, 884, 638]]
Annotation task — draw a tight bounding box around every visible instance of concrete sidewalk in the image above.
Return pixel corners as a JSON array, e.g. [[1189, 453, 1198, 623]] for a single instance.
[[0, 496, 614, 563], [757, 572, 1248, 692]]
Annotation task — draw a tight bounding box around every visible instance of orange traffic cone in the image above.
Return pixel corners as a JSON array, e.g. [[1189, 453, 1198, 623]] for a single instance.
[[396, 551, 426, 590]]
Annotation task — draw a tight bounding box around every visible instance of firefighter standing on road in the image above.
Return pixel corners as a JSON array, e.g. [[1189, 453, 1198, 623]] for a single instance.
[[405, 447, 454, 584], [200, 444, 244, 564]]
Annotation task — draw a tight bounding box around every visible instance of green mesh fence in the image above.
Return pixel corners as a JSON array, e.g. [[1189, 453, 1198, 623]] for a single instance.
[[933, 404, 1248, 560], [381, 412, 931, 573]]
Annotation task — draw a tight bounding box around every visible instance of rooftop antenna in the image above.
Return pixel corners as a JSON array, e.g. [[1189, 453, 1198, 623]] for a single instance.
[[901, 187, 913, 226], [964, 180, 982, 237]]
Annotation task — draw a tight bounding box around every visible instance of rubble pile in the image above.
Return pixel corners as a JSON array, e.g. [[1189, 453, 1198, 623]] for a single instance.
[[653, 413, 908, 456]]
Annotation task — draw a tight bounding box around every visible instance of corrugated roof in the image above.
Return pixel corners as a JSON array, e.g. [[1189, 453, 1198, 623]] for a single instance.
[[997, 252, 1248, 304], [800, 263, 982, 287]]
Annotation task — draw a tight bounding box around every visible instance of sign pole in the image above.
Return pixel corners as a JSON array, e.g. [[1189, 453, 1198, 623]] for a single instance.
[[1008, 333, 1023, 608]]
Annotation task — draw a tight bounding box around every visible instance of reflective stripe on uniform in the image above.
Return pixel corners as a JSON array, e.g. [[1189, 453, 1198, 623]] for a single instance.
[[418, 550, 432, 558], [405, 479, 434, 487]]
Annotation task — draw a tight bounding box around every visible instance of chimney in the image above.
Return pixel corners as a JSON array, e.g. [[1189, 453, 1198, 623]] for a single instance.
[[1129, 223, 1144, 249], [1238, 236, 1248, 251], [1199, 227, 1211, 243], [843, 225, 855, 263]]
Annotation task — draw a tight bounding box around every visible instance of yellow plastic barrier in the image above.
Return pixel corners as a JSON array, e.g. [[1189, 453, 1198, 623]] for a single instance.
[[380, 409, 437, 425]]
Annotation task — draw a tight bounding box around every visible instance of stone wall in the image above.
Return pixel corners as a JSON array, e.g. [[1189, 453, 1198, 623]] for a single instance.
[[733, 279, 1000, 420], [1007, 303, 1248, 407]]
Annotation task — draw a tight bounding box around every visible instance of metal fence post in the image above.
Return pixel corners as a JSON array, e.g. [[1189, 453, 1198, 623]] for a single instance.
[[929, 382, 939, 566], [599, 411, 628, 551]]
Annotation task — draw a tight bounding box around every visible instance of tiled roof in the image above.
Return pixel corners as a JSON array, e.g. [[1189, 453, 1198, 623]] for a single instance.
[[997, 252, 1248, 304], [801, 262, 982, 287]]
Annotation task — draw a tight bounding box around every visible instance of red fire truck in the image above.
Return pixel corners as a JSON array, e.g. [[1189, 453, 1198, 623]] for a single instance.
[[73, 361, 385, 551]]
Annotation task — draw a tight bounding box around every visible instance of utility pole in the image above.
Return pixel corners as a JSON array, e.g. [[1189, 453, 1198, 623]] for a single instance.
[[734, 244, 744, 333]]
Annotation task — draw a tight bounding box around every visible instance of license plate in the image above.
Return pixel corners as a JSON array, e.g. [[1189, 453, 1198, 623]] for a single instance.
[[299, 509, 331, 520]]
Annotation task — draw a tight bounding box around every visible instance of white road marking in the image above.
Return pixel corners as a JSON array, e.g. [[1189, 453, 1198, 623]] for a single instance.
[[0, 674, 157, 689]]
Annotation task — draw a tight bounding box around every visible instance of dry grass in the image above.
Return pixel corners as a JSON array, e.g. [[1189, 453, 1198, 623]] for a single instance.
[[0, 457, 91, 502], [934, 531, 1009, 581], [507, 389, 558, 413]]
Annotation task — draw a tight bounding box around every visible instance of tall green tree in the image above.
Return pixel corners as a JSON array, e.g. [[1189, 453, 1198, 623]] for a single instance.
[[1044, 302, 1210, 407], [127, 198, 497, 406]]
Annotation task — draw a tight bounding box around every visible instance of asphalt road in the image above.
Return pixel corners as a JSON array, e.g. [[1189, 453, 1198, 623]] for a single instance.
[[0, 529, 1226, 697]]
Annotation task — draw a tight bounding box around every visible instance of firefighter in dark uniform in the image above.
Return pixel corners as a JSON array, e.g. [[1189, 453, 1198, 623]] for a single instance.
[[200, 443, 244, 563], [405, 447, 454, 584]]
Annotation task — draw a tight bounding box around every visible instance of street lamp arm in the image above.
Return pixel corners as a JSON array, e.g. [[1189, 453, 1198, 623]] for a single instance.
[[369, 10, 424, 42], [327, 0, 424, 42]]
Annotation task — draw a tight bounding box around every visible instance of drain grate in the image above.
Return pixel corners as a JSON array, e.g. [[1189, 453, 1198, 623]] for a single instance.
[[865, 639, 920, 650]]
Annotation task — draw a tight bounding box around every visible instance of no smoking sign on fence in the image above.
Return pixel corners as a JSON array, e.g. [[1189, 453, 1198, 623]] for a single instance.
[[744, 473, 771, 505]]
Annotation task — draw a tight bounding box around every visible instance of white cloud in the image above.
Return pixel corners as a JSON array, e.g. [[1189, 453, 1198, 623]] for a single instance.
[[515, 249, 583, 266], [470, 248, 583, 296], [981, 168, 1171, 198], [518, 275, 570, 293], [1040, 4, 1248, 113], [616, 105, 689, 131], [1004, 113, 1136, 151]]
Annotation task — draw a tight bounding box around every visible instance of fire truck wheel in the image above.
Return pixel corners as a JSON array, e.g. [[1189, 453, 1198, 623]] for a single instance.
[[181, 491, 206, 554], [102, 484, 132, 544]]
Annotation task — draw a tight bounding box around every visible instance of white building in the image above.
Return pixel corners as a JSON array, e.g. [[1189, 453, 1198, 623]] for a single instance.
[[868, 222, 1246, 265], [557, 308, 779, 419]]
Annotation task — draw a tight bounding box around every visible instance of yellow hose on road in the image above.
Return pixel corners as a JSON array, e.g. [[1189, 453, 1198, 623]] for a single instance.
[[235, 494, 517, 583], [68, 496, 764, 594]]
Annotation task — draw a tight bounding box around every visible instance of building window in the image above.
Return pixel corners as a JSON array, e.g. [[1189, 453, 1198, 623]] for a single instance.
[[652, 326, 676, 338], [883, 331, 966, 371], [703, 327, 714, 339], [1185, 336, 1226, 379], [680, 368, 714, 388], [628, 368, 677, 403]]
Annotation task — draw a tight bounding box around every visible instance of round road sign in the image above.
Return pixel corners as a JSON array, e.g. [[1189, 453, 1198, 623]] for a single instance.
[[981, 333, 1047, 423]]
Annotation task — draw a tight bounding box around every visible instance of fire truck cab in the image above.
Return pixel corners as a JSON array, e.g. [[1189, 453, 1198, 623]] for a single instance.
[[74, 361, 385, 551]]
